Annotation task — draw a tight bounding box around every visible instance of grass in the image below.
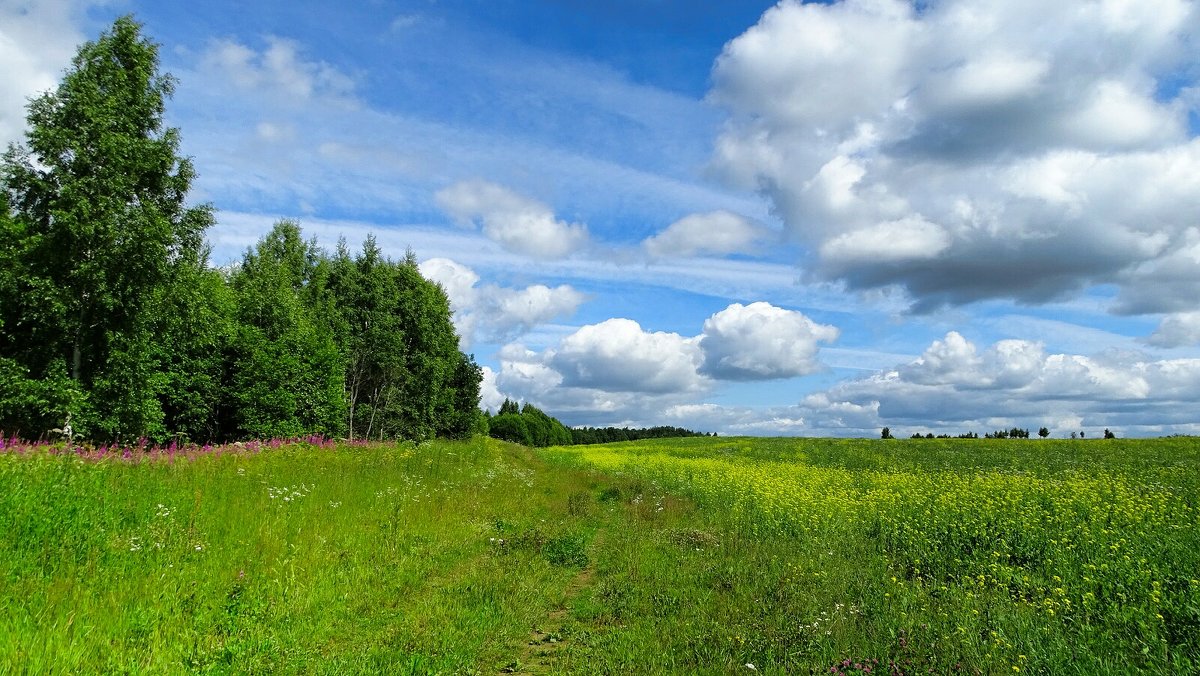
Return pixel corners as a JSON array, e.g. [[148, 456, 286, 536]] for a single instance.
[[1, 436, 1197, 673]]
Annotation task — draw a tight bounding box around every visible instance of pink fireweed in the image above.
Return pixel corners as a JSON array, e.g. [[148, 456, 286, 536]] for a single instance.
[[0, 434, 364, 463]]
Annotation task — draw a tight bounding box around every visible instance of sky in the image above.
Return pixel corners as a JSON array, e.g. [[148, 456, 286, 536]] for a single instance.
[[3, 0, 1200, 438]]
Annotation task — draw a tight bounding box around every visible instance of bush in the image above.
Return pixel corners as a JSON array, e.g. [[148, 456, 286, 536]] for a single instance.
[[488, 413, 532, 446]]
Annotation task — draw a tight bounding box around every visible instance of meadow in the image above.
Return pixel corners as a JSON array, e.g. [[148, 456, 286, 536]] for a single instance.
[[1, 436, 1197, 674]]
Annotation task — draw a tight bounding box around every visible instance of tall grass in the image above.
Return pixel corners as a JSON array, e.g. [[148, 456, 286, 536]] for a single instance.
[[3, 436, 1197, 673], [0, 438, 599, 673]]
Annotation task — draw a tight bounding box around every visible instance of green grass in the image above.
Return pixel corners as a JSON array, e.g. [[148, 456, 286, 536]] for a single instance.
[[1, 436, 1198, 674]]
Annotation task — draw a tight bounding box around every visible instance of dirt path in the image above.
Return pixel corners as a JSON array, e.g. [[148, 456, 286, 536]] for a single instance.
[[504, 540, 601, 674]]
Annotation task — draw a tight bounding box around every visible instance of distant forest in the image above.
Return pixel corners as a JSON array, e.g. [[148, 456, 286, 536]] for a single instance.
[[0, 18, 483, 444], [486, 398, 706, 447]]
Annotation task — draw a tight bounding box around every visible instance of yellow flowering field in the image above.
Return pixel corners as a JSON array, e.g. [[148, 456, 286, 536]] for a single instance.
[[545, 437, 1200, 673]]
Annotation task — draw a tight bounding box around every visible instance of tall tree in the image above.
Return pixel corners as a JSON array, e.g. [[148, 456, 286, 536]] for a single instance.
[[0, 16, 212, 440], [227, 221, 346, 440], [324, 236, 408, 441]]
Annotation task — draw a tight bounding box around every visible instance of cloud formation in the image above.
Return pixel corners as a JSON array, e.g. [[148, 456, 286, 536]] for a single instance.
[[199, 36, 358, 106], [1147, 311, 1200, 348], [711, 0, 1200, 314], [436, 180, 590, 258], [486, 301, 839, 424], [550, 318, 707, 394], [642, 210, 772, 258], [800, 331, 1200, 436], [618, 331, 1200, 437], [419, 257, 585, 347], [699, 302, 838, 380]]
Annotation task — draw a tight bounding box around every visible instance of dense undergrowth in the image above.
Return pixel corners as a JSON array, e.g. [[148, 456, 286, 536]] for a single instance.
[[2, 436, 1197, 674]]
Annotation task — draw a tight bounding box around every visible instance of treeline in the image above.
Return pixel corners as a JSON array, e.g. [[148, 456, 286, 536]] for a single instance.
[[570, 425, 711, 445], [0, 17, 482, 443], [885, 427, 1117, 440], [486, 399, 573, 447], [485, 398, 707, 447]]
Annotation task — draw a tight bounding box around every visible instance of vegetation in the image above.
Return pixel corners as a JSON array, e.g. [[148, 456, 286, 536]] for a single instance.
[[569, 425, 709, 445], [4, 435, 1196, 673], [0, 17, 481, 444], [543, 436, 1200, 673], [486, 399, 705, 447], [488, 400, 574, 447]]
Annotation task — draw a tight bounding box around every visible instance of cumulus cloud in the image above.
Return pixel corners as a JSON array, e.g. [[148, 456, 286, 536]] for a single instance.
[[419, 257, 585, 347], [478, 366, 506, 413], [436, 180, 589, 259], [0, 0, 91, 146], [642, 210, 772, 258], [699, 302, 838, 380], [486, 321, 1200, 437], [550, 319, 706, 394], [1147, 311, 1200, 347], [484, 301, 841, 428], [710, 0, 1200, 313], [796, 331, 1200, 436]]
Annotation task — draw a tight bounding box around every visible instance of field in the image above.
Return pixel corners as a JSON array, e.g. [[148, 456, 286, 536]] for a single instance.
[[1, 436, 1197, 674]]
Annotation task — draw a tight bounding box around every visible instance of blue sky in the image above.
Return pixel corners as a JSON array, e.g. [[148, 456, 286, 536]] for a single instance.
[[3, 0, 1200, 437]]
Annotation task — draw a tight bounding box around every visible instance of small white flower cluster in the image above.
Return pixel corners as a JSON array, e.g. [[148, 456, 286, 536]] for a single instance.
[[267, 484, 311, 502], [805, 602, 860, 637], [374, 485, 400, 499]]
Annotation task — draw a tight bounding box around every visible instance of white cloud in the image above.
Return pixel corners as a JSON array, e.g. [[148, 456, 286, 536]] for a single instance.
[[436, 180, 589, 259], [794, 331, 1200, 437], [550, 318, 706, 394], [483, 317, 1198, 437], [820, 216, 950, 264], [483, 301, 842, 429], [418, 257, 584, 347], [642, 210, 772, 258], [0, 0, 92, 147], [478, 366, 505, 413], [198, 36, 357, 106], [699, 302, 839, 380], [710, 0, 1200, 313], [1147, 311, 1200, 347]]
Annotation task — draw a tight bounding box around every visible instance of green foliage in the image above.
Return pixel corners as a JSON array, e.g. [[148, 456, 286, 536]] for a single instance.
[[569, 425, 707, 445], [487, 403, 572, 447], [489, 413, 532, 446], [227, 221, 346, 440], [0, 358, 84, 439], [0, 16, 212, 441], [150, 254, 235, 441], [0, 16, 222, 442], [321, 241, 473, 441], [499, 398, 520, 416], [521, 403, 573, 446], [443, 353, 485, 439]]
